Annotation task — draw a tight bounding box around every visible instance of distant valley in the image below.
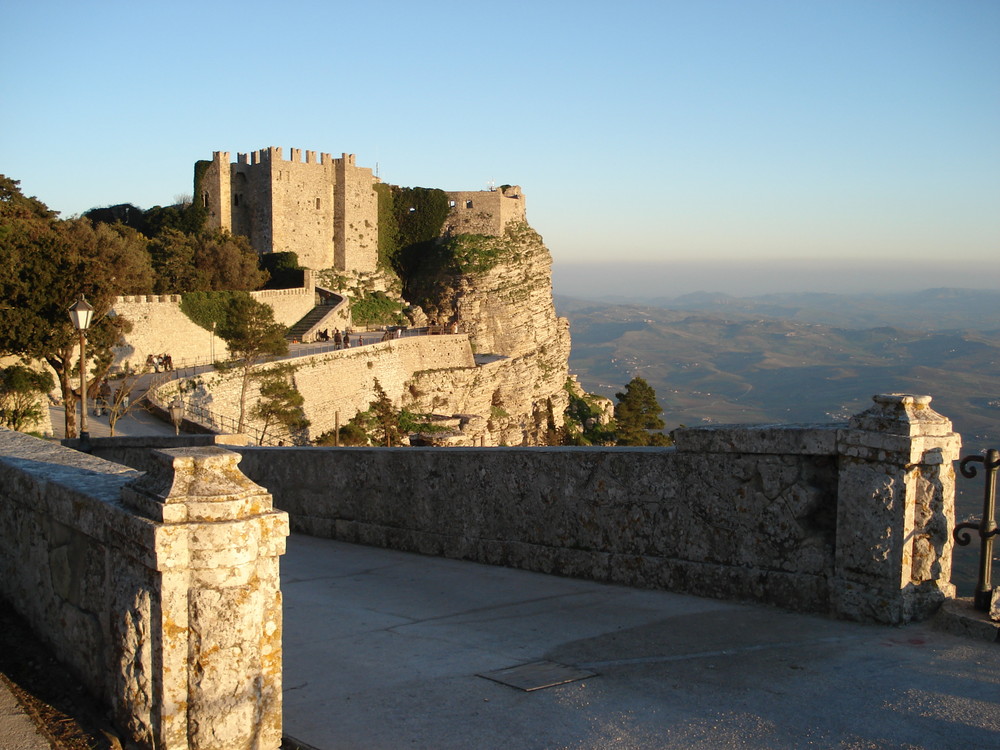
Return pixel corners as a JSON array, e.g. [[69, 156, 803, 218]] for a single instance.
[[557, 288, 1000, 459]]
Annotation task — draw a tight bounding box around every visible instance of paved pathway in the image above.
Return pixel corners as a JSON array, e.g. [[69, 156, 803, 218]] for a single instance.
[[48, 330, 452, 440], [0, 677, 49, 750], [282, 535, 1000, 750]]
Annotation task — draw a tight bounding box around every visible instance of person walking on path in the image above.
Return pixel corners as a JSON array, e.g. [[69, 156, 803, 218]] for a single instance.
[[334, 330, 342, 350]]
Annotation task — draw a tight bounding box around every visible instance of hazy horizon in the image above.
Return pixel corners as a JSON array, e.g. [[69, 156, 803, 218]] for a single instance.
[[2, 2, 996, 278], [552, 259, 1000, 300]]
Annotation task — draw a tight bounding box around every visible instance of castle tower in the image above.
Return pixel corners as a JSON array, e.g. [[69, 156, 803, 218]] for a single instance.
[[196, 148, 379, 274], [198, 152, 232, 233], [443, 185, 526, 236], [334, 153, 379, 273]]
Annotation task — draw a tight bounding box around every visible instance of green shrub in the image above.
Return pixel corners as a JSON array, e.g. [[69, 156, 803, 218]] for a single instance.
[[179, 290, 252, 331], [350, 291, 406, 326]]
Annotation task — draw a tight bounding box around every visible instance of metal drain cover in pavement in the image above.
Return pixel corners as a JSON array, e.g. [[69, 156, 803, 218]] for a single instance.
[[478, 660, 597, 691]]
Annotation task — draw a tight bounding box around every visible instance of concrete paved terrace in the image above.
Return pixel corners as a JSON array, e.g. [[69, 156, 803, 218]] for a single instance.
[[281, 535, 1000, 750]]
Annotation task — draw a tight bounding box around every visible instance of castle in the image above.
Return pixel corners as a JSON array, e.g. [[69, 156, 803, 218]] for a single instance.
[[198, 147, 527, 271]]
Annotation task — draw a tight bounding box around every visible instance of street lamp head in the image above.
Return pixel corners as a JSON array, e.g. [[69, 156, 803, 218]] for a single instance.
[[68, 295, 95, 331]]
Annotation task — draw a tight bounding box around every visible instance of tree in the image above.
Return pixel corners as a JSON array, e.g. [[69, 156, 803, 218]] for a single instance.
[[0, 177, 153, 437], [249, 365, 310, 445], [105, 361, 149, 437], [614, 377, 672, 446], [341, 379, 401, 447], [260, 252, 303, 289], [192, 230, 268, 291], [148, 228, 200, 293], [215, 296, 288, 433], [0, 365, 54, 432]]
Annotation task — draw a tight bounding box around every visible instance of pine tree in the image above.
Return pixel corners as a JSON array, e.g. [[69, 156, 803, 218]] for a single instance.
[[614, 377, 671, 446]]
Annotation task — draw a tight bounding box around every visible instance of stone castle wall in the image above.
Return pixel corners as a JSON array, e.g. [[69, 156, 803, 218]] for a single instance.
[[200, 148, 378, 273], [444, 185, 526, 236], [248, 284, 316, 327], [335, 154, 379, 272], [111, 282, 316, 370], [112, 295, 228, 368], [155, 334, 478, 442]]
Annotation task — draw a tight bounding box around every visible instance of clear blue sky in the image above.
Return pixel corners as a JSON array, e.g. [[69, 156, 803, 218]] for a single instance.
[[3, 0, 998, 294]]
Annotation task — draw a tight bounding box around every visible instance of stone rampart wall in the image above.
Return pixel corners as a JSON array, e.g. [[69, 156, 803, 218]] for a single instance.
[[248, 283, 316, 327], [112, 295, 228, 369], [155, 334, 477, 442], [112, 281, 316, 370], [0, 429, 288, 749], [226, 395, 961, 624]]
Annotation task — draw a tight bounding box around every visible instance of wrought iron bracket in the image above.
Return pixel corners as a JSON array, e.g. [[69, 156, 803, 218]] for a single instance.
[[953, 448, 1000, 611]]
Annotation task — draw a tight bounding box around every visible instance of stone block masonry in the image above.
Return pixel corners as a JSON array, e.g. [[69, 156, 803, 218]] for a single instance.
[[156, 334, 477, 442], [0, 429, 288, 750], [199, 148, 378, 273], [231, 395, 960, 625]]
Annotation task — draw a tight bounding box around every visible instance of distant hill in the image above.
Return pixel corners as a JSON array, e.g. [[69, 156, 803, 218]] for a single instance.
[[557, 295, 1000, 460], [579, 287, 1000, 332]]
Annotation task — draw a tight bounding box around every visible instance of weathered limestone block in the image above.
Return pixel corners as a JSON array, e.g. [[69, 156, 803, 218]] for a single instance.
[[832, 394, 960, 624], [118, 447, 289, 750]]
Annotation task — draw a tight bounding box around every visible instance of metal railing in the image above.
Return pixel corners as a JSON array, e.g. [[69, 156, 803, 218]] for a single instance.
[[954, 448, 1000, 611]]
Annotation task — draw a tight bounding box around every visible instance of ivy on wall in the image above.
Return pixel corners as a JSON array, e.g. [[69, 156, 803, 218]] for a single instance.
[[179, 290, 252, 331]]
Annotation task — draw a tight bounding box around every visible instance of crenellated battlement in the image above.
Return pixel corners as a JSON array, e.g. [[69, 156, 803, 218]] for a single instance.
[[116, 293, 183, 304], [229, 148, 354, 168]]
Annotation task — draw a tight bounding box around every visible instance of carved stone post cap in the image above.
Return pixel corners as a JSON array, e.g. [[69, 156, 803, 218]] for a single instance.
[[848, 393, 954, 437], [122, 446, 273, 523]]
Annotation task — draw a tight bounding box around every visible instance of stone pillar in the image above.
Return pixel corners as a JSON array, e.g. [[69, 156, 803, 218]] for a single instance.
[[118, 447, 288, 750], [832, 394, 961, 624]]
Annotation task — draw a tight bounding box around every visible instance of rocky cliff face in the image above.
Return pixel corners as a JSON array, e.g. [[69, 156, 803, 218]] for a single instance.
[[142, 222, 572, 447], [401, 223, 572, 445]]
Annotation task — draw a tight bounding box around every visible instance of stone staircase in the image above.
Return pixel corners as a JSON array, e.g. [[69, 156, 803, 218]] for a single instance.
[[287, 307, 331, 342], [286, 287, 350, 343]]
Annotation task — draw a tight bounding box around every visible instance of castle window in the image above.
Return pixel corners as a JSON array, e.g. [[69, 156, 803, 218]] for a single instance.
[[234, 194, 241, 206], [202, 192, 209, 208], [316, 198, 321, 210], [465, 200, 473, 209], [449, 200, 456, 208]]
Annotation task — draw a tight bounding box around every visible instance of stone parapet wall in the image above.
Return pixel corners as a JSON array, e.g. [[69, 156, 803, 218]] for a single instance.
[[0, 429, 288, 749], [229, 395, 960, 624]]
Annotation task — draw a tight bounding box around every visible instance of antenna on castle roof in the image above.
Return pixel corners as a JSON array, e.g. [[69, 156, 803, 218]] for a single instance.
[[487, 179, 496, 192]]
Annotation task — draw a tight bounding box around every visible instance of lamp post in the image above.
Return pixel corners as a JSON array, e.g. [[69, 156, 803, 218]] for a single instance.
[[68, 295, 95, 446], [169, 398, 184, 435]]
